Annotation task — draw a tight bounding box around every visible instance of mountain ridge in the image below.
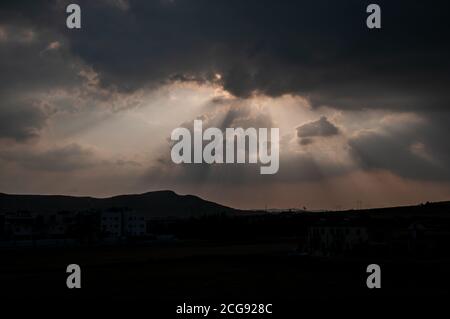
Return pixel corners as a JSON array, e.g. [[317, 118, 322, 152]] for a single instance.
[[0, 190, 235, 218]]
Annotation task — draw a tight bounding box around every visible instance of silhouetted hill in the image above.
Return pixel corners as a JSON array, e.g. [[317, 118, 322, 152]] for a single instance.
[[0, 190, 235, 218]]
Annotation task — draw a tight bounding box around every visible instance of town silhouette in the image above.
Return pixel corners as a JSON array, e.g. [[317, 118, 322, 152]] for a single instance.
[[1, 190, 449, 303]]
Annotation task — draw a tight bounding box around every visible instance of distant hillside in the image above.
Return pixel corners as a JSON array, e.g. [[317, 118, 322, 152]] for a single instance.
[[0, 190, 235, 218]]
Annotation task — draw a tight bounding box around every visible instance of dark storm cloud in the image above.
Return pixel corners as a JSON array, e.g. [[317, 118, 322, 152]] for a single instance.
[[3, 0, 447, 111], [348, 113, 450, 180], [349, 131, 443, 180], [0, 21, 84, 141], [296, 116, 339, 145], [0, 143, 99, 171], [299, 138, 313, 146], [0, 99, 47, 141], [295, 116, 339, 146], [4, 0, 449, 108], [0, 143, 138, 172], [2, 0, 450, 110], [2, 0, 450, 185]]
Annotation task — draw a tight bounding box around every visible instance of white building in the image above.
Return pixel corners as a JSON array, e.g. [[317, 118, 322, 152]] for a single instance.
[[101, 211, 147, 237]]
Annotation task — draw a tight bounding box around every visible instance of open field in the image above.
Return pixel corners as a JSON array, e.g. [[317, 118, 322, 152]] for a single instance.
[[1, 239, 449, 301]]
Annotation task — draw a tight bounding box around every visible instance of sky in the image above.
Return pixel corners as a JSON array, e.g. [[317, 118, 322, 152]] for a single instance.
[[1, 0, 450, 210]]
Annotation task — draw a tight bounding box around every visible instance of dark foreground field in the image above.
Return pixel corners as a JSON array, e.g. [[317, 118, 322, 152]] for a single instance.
[[1, 239, 449, 303]]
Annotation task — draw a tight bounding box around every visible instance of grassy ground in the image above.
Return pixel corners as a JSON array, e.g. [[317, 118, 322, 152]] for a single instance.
[[1, 239, 449, 301]]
